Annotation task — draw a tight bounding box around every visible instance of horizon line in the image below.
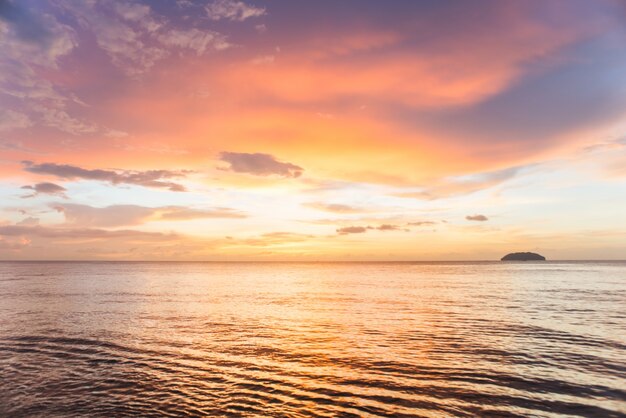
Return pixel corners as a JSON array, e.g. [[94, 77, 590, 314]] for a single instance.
[[1, 259, 625, 263]]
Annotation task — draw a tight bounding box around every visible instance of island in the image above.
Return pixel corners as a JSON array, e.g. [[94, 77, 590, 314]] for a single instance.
[[501, 252, 546, 261]]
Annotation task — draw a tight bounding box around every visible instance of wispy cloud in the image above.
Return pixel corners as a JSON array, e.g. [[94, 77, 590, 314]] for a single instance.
[[205, 0, 265, 21], [0, 140, 46, 154], [375, 224, 408, 232], [0, 236, 31, 251], [0, 0, 77, 105], [158, 28, 230, 55], [112, 2, 162, 32], [0, 224, 179, 241], [230, 232, 314, 247], [158, 207, 246, 221], [57, 0, 232, 77], [303, 202, 366, 214], [0, 109, 32, 131], [396, 166, 523, 200], [337, 223, 410, 235], [16, 217, 40, 226], [53, 203, 246, 227], [38, 107, 98, 135]]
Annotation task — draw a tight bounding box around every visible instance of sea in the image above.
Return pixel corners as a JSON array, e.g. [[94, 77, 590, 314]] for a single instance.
[[0, 261, 624, 417]]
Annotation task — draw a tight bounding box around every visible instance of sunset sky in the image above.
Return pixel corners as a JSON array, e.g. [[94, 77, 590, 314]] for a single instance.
[[1, 0, 625, 260]]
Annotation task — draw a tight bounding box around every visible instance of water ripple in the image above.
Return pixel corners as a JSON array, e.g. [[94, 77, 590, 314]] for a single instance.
[[0, 261, 625, 417]]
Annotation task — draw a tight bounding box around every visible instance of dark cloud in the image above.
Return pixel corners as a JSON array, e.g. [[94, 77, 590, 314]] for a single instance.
[[22, 161, 190, 191], [219, 152, 303, 178], [21, 182, 66, 198], [466, 214, 488, 222]]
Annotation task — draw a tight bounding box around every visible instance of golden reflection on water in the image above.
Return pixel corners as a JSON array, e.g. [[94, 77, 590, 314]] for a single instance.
[[0, 261, 625, 416]]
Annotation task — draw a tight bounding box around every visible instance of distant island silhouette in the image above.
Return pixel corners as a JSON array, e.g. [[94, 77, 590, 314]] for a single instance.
[[501, 252, 546, 261]]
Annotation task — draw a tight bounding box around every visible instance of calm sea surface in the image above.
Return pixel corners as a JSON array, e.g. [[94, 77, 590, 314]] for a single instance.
[[0, 261, 624, 417]]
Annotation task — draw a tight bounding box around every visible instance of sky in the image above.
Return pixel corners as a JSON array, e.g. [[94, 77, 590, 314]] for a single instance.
[[0, 0, 625, 261]]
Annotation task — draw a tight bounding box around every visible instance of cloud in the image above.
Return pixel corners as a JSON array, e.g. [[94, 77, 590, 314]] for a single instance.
[[337, 223, 411, 234], [0, 236, 30, 251], [54, 204, 156, 227], [604, 155, 626, 178], [303, 202, 366, 214], [21, 182, 67, 198], [58, 1, 231, 77], [0, 224, 179, 242], [219, 152, 304, 178], [466, 214, 488, 222], [250, 54, 275, 65], [583, 137, 626, 153], [16, 217, 39, 226], [0, 2, 130, 141], [38, 107, 98, 135], [15, 216, 39, 226], [214, 1, 609, 115], [0, 0, 77, 105], [375, 224, 408, 232], [53, 203, 246, 227], [205, 0, 265, 21], [112, 2, 162, 32], [58, 1, 166, 77], [578, 137, 626, 178], [22, 161, 190, 191], [105, 129, 129, 138], [396, 166, 522, 200], [0, 1, 77, 68], [0, 140, 46, 154], [337, 226, 368, 235], [0, 223, 210, 260], [159, 207, 246, 220], [0, 2, 124, 139], [232, 232, 314, 247], [0, 109, 32, 131], [407, 221, 438, 226], [158, 28, 230, 55]]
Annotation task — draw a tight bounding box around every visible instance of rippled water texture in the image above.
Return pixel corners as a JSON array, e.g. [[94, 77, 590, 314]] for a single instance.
[[0, 262, 624, 417]]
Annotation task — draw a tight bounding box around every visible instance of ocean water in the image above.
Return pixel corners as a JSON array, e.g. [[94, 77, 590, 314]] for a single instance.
[[0, 261, 624, 417]]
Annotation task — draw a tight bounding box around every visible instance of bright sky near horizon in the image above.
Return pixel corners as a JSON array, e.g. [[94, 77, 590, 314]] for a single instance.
[[0, 0, 625, 260]]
